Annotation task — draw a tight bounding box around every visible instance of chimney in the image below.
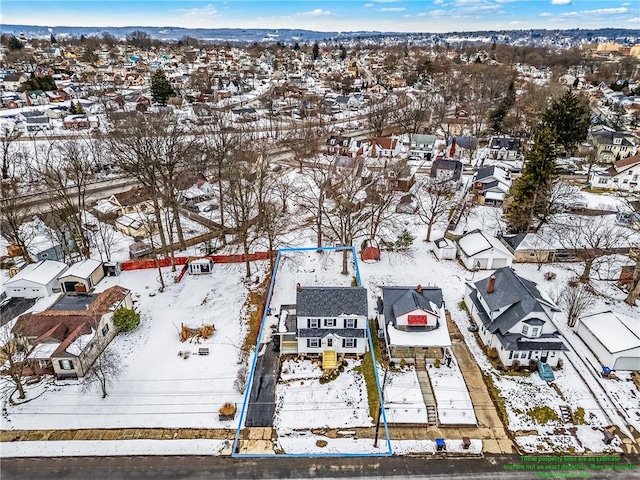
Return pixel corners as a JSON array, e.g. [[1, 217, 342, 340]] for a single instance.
[[296, 283, 301, 292], [487, 275, 496, 294], [416, 284, 423, 293]]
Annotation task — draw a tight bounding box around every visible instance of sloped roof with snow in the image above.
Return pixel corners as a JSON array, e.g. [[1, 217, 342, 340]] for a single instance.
[[60, 258, 102, 280], [458, 230, 513, 258], [578, 311, 640, 354], [5, 260, 68, 286]]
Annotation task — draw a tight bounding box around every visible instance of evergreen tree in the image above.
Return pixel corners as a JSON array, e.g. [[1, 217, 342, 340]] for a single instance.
[[504, 125, 558, 233], [50, 33, 57, 45], [7, 37, 24, 51], [312, 42, 320, 60], [293, 42, 300, 51], [150, 69, 175, 106], [541, 90, 590, 155], [339, 45, 347, 61]]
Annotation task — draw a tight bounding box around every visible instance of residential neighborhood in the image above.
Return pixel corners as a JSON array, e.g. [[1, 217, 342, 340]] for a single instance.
[[0, 21, 640, 473]]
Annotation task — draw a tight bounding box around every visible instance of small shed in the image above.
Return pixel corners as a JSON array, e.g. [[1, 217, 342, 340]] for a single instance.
[[457, 229, 514, 270], [433, 237, 456, 260], [59, 258, 104, 293], [129, 241, 152, 259], [4, 260, 68, 298], [188, 258, 214, 275]]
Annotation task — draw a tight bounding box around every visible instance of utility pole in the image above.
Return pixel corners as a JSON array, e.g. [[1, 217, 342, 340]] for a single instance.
[[373, 367, 388, 448]]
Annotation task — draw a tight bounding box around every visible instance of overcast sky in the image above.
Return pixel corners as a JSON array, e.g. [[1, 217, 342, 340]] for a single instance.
[[1, 0, 638, 33]]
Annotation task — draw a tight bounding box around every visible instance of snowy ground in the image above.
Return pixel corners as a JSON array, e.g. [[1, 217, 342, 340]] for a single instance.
[[2, 262, 268, 431], [383, 367, 428, 424], [275, 359, 371, 431], [428, 362, 477, 425]]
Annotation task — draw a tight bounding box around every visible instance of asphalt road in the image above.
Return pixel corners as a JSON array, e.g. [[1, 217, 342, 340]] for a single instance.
[[3, 454, 640, 480], [244, 340, 279, 427]]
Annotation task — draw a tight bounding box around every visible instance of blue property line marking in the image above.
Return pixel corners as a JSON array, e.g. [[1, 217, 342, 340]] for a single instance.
[[232, 246, 392, 458]]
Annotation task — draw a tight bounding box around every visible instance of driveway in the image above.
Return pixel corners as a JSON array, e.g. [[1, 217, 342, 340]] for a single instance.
[[0, 297, 37, 327], [244, 340, 280, 427]]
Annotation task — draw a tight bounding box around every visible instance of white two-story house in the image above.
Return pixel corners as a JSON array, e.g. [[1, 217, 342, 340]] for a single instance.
[[278, 285, 368, 370], [464, 267, 567, 367], [589, 155, 640, 193]]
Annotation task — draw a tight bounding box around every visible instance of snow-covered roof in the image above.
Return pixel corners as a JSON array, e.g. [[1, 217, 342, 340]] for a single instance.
[[65, 330, 94, 356], [387, 315, 451, 348], [60, 258, 102, 279], [578, 311, 640, 354], [5, 260, 68, 286], [458, 230, 512, 258], [27, 342, 61, 359]]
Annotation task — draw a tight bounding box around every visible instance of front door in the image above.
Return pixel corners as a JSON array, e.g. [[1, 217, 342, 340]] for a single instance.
[[541, 351, 549, 363], [327, 338, 333, 348]]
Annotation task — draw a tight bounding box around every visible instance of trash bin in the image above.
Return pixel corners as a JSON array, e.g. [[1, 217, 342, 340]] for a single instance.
[[436, 438, 446, 451], [462, 437, 471, 450]]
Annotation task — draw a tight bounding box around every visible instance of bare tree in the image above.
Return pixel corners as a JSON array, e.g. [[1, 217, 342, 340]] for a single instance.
[[322, 160, 372, 274], [415, 176, 456, 242], [554, 280, 595, 327], [554, 215, 636, 283], [82, 345, 122, 399], [625, 254, 640, 306], [0, 122, 23, 180], [278, 116, 323, 172], [0, 328, 28, 401], [534, 181, 582, 232], [366, 94, 396, 137], [30, 136, 96, 258], [391, 92, 430, 136], [0, 184, 34, 263], [294, 157, 332, 249], [86, 211, 119, 263]]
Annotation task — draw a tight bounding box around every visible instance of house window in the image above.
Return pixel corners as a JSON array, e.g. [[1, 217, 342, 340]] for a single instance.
[[521, 325, 529, 336], [307, 338, 320, 348], [528, 351, 532, 359], [327, 338, 333, 347], [38, 360, 49, 369], [102, 324, 109, 336], [531, 327, 539, 337], [598, 178, 608, 184], [623, 179, 629, 184], [509, 351, 514, 359], [344, 318, 357, 328], [59, 359, 73, 370], [343, 338, 356, 348], [324, 318, 336, 327], [308, 319, 319, 328]]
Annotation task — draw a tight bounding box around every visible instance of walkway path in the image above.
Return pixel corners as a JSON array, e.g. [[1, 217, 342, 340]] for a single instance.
[[446, 313, 514, 454], [414, 358, 438, 425]]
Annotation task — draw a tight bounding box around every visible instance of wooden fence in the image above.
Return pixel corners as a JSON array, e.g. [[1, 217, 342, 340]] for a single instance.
[[121, 251, 273, 271]]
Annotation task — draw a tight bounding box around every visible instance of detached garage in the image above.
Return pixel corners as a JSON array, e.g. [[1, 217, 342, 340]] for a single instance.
[[576, 311, 640, 371], [5, 260, 68, 298], [59, 258, 104, 293], [457, 229, 514, 271]]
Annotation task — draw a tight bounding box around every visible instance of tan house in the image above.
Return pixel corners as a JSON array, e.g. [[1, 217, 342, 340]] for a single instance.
[[115, 212, 157, 238], [12, 286, 133, 379], [58, 258, 105, 293]]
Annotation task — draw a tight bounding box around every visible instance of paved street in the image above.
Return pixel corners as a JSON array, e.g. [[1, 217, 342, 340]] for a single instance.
[[3, 454, 639, 480]]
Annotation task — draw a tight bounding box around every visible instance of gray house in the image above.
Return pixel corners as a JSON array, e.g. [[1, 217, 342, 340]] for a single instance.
[[464, 267, 567, 368], [278, 285, 368, 370]]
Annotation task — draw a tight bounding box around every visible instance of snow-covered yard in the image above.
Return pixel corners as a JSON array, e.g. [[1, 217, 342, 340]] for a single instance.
[[2, 262, 266, 431], [428, 362, 476, 425], [383, 367, 428, 424], [275, 359, 371, 431]]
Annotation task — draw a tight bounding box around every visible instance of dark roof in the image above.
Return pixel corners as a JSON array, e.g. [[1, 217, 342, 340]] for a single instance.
[[474, 166, 500, 182], [431, 159, 462, 171], [298, 328, 366, 338], [380, 286, 443, 327], [501, 233, 527, 251], [496, 332, 568, 352], [296, 287, 368, 318], [468, 268, 559, 335], [489, 136, 521, 150], [50, 293, 98, 311]]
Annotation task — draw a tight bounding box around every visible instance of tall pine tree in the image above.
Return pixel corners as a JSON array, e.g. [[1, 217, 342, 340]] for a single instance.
[[150, 69, 174, 106], [504, 125, 558, 233], [541, 90, 590, 155]]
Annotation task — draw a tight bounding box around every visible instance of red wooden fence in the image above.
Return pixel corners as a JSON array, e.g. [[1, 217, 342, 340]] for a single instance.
[[121, 251, 273, 271]]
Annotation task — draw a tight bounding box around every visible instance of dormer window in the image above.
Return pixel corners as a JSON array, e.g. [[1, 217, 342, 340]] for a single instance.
[[613, 138, 622, 145], [522, 323, 541, 338]]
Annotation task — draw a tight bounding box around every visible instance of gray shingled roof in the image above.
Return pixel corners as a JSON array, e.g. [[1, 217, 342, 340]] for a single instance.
[[380, 286, 443, 327], [497, 332, 568, 351], [298, 328, 366, 338], [296, 287, 368, 318], [468, 268, 559, 335]]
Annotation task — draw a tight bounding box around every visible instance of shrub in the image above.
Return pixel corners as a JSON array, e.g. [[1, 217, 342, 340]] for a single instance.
[[114, 308, 140, 332], [341, 359, 348, 367], [487, 347, 499, 359], [351, 276, 359, 287]]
